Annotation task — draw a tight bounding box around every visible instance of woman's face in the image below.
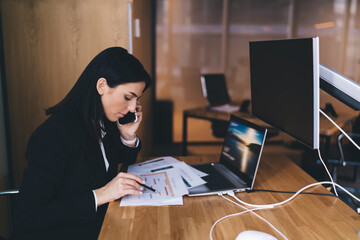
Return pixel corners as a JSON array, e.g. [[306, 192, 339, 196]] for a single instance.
[[97, 78, 146, 122]]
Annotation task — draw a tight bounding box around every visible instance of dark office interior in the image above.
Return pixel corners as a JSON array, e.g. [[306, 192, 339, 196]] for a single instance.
[[1, 0, 360, 239]]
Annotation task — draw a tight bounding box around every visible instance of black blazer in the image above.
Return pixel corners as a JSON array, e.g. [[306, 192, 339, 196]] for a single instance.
[[14, 106, 141, 240]]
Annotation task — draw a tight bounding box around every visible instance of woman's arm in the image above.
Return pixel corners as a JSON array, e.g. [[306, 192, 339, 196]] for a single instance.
[[94, 172, 143, 206]]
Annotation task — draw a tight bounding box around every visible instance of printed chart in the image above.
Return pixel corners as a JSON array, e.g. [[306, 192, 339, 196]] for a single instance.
[[120, 169, 188, 206]]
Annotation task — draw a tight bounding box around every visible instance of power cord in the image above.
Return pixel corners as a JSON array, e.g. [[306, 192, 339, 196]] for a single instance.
[[209, 192, 288, 240], [211, 180, 360, 240], [318, 109, 360, 197], [212, 181, 360, 239], [210, 110, 360, 239], [320, 109, 360, 151], [317, 147, 338, 196], [249, 188, 336, 197], [231, 181, 360, 209]]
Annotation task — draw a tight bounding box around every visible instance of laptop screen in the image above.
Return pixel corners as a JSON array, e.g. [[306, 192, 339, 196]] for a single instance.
[[219, 115, 267, 186], [201, 74, 231, 106]]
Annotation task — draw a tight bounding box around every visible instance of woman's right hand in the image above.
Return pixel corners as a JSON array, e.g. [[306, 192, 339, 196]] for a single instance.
[[94, 172, 144, 206]]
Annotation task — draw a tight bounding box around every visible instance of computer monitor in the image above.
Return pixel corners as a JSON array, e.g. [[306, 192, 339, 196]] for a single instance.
[[249, 37, 320, 149]]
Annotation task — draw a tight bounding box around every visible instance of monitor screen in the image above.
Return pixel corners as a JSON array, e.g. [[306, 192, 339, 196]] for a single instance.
[[249, 37, 319, 149]]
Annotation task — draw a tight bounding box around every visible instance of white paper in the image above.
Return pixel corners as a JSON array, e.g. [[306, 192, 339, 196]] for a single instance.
[[190, 166, 209, 178], [127, 156, 180, 173], [128, 157, 207, 189], [149, 162, 207, 189], [120, 169, 188, 206], [209, 104, 240, 113]]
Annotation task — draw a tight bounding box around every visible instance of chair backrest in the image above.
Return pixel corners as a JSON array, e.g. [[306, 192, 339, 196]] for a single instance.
[[337, 133, 360, 164], [0, 189, 19, 239], [0, 190, 19, 196], [200, 73, 231, 106]]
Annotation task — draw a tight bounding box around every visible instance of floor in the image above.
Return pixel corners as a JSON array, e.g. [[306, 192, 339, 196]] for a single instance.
[[152, 140, 360, 213]]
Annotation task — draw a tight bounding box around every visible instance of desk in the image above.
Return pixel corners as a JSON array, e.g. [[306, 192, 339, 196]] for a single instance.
[[182, 106, 358, 156], [98, 154, 360, 240]]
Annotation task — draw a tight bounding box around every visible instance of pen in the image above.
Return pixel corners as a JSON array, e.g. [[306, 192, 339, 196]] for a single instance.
[[137, 181, 158, 193]]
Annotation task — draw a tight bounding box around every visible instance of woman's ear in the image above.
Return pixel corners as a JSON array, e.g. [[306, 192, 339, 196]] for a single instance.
[[96, 78, 108, 95]]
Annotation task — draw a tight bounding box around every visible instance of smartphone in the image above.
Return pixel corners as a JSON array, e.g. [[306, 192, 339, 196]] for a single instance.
[[118, 112, 138, 125]]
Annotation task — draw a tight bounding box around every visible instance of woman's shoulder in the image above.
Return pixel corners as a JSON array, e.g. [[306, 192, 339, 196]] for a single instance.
[[31, 107, 86, 144]]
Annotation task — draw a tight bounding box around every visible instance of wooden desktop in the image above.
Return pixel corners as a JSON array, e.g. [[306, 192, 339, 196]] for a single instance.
[[98, 153, 360, 240]]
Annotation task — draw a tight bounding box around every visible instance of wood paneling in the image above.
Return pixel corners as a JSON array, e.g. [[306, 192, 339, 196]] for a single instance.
[[132, 0, 154, 158], [1, 0, 153, 188]]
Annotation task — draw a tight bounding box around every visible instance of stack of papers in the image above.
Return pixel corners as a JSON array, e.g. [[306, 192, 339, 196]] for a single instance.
[[120, 156, 207, 206]]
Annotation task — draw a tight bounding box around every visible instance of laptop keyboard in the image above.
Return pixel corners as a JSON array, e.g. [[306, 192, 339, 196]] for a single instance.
[[195, 164, 236, 190]]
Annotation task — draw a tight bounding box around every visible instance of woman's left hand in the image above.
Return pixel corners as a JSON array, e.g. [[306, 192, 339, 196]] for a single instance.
[[116, 102, 142, 141]]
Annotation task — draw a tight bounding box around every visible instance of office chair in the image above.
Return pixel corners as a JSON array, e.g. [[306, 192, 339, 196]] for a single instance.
[[0, 189, 19, 240], [200, 73, 231, 138], [328, 133, 360, 182], [327, 114, 360, 183], [200, 73, 237, 138], [200, 74, 277, 139]]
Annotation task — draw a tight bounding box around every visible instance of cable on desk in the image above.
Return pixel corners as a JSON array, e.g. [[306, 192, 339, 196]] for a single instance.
[[209, 207, 259, 240], [232, 181, 360, 209], [209, 193, 288, 240], [317, 147, 339, 196], [248, 188, 337, 197], [212, 181, 360, 240], [319, 109, 360, 197]]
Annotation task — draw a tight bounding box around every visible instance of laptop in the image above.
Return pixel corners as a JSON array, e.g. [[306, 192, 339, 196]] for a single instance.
[[200, 74, 242, 113], [188, 115, 267, 196], [200, 74, 232, 106]]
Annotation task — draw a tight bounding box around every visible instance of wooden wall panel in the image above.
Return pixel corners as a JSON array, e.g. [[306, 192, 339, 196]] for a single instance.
[[132, 0, 154, 159], [1, 0, 153, 188]]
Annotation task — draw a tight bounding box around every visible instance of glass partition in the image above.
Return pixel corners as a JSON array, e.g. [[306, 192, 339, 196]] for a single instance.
[[156, 0, 360, 143]]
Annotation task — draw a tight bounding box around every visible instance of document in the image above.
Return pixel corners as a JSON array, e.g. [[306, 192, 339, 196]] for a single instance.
[[127, 156, 179, 173], [120, 169, 188, 206], [128, 156, 207, 188], [120, 156, 208, 206]]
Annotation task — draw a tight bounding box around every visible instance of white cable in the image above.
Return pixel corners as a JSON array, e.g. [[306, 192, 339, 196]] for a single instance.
[[317, 148, 338, 196], [320, 109, 360, 151], [209, 208, 252, 240], [211, 180, 360, 240], [231, 181, 360, 209], [223, 194, 288, 240], [326, 181, 360, 202], [210, 109, 359, 239], [213, 194, 288, 240]]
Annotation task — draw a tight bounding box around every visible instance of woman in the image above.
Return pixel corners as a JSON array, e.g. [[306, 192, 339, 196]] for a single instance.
[[14, 47, 151, 239]]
